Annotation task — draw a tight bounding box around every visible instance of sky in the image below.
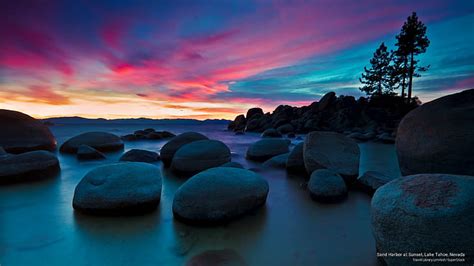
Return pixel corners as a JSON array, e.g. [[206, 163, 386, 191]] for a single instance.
[[0, 0, 473, 119]]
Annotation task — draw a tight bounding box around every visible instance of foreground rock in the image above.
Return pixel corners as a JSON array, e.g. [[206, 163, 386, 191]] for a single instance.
[[286, 142, 305, 174], [246, 139, 290, 162], [119, 149, 159, 163], [60, 132, 124, 153], [160, 132, 208, 167], [356, 171, 394, 194], [186, 249, 247, 266], [73, 162, 162, 215], [396, 89, 474, 176], [0, 109, 57, 153], [304, 131, 360, 182], [171, 140, 231, 176], [371, 174, 474, 265], [173, 167, 269, 224], [0, 151, 59, 184], [77, 145, 105, 160], [262, 153, 289, 169], [308, 169, 347, 203]]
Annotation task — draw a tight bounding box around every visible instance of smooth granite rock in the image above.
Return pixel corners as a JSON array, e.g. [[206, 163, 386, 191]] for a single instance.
[[220, 162, 244, 169], [0, 151, 60, 184], [356, 171, 394, 194], [262, 153, 289, 169], [119, 149, 160, 163], [160, 132, 209, 167], [246, 139, 290, 162], [60, 132, 124, 153], [261, 128, 282, 138], [77, 145, 105, 160], [286, 142, 305, 174], [308, 169, 347, 203]]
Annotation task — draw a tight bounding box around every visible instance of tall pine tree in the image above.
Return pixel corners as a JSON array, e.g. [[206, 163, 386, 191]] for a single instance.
[[395, 12, 430, 102], [359, 42, 393, 96]]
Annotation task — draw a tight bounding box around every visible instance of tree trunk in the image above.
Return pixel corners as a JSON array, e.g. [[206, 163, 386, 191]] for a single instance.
[[401, 57, 407, 100], [408, 53, 414, 103]]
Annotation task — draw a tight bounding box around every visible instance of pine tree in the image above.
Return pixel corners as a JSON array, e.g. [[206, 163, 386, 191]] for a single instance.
[[395, 12, 430, 102], [359, 42, 393, 96]]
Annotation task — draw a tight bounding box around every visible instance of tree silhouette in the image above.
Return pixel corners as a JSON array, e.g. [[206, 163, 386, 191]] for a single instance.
[[395, 12, 430, 102], [359, 42, 394, 96]]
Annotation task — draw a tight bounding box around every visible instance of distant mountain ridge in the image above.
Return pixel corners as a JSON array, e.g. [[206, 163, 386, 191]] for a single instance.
[[43, 116, 230, 125]]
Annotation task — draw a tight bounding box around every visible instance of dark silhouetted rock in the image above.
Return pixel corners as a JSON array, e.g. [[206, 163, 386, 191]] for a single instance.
[[73, 162, 162, 215], [220, 162, 244, 169], [0, 109, 57, 153], [371, 174, 474, 265], [77, 145, 105, 160], [286, 142, 305, 174], [356, 171, 394, 194], [308, 169, 347, 203], [120, 149, 159, 163], [186, 249, 247, 266], [246, 139, 290, 162], [261, 128, 282, 138], [172, 167, 269, 224], [60, 132, 123, 153], [230, 115, 246, 131], [0, 151, 59, 184], [171, 140, 231, 176], [276, 124, 294, 134], [318, 92, 336, 111], [262, 153, 289, 169], [160, 132, 208, 167], [246, 108, 264, 121], [304, 131, 360, 182], [396, 89, 474, 176]]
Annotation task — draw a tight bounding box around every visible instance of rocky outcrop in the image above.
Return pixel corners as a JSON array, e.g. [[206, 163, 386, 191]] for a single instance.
[[160, 132, 209, 167], [261, 128, 281, 138], [0, 151, 60, 184], [121, 129, 175, 141], [73, 162, 162, 215], [371, 174, 474, 265], [396, 89, 474, 176], [0, 109, 57, 153], [60, 132, 124, 153], [308, 169, 347, 203], [119, 149, 160, 163], [246, 139, 290, 162], [172, 167, 269, 224], [77, 145, 105, 160]]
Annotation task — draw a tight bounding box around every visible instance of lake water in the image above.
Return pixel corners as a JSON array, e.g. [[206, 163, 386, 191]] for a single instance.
[[0, 123, 401, 266]]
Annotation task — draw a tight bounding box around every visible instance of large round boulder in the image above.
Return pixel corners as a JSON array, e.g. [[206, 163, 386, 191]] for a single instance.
[[286, 142, 305, 174], [371, 174, 474, 265], [119, 149, 159, 163], [77, 145, 105, 160], [0, 151, 60, 184], [396, 89, 474, 176], [304, 131, 360, 182], [160, 132, 208, 167], [60, 132, 124, 153], [73, 162, 162, 215], [0, 109, 56, 153], [171, 140, 231, 176], [173, 167, 269, 224], [308, 169, 347, 203], [246, 139, 290, 162], [246, 107, 264, 121]]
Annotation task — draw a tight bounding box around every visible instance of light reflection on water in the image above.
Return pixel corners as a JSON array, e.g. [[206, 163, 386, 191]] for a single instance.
[[0, 124, 399, 265]]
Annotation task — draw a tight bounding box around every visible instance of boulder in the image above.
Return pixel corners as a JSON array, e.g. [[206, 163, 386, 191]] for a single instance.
[[246, 108, 264, 121], [246, 139, 290, 162], [286, 142, 305, 174], [356, 171, 394, 194], [261, 128, 282, 138], [262, 153, 289, 169], [0, 109, 56, 153], [220, 161, 244, 169], [77, 145, 105, 160], [119, 149, 159, 163], [276, 124, 294, 134], [0, 151, 60, 184], [232, 115, 246, 131], [171, 140, 231, 176], [160, 132, 208, 167], [73, 162, 162, 215], [308, 169, 347, 203], [185, 249, 247, 266], [172, 167, 269, 224], [396, 89, 474, 176], [304, 131, 360, 182], [60, 132, 124, 153], [371, 174, 474, 265], [318, 92, 336, 111]]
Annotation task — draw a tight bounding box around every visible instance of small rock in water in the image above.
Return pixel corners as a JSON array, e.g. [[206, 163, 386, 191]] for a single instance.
[[160, 132, 209, 167], [286, 142, 305, 174], [0, 151, 60, 184], [77, 145, 106, 160], [246, 138, 290, 162], [60, 132, 124, 153], [119, 149, 160, 163], [308, 169, 347, 203], [356, 171, 394, 194], [262, 153, 289, 169]]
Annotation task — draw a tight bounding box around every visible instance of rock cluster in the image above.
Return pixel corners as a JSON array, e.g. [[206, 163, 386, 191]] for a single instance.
[[121, 128, 175, 141]]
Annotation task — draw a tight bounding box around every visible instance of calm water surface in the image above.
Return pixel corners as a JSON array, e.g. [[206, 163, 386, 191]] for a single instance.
[[0, 124, 400, 266]]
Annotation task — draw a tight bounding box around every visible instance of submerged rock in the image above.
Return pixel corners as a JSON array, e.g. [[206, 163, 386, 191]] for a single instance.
[[60, 132, 123, 153], [356, 171, 394, 194], [308, 169, 347, 203], [246, 139, 290, 162], [0, 109, 57, 153], [186, 249, 247, 266], [304, 131, 360, 182], [173, 167, 269, 224], [0, 151, 59, 184], [220, 161, 244, 169], [262, 153, 289, 169], [77, 145, 105, 160], [261, 128, 282, 138], [371, 174, 474, 265], [171, 140, 231, 176], [119, 149, 160, 163], [73, 162, 162, 215], [396, 89, 474, 176], [160, 132, 208, 167], [286, 142, 305, 174]]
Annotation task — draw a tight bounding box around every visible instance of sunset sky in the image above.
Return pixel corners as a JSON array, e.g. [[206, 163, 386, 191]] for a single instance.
[[1, 0, 473, 119]]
